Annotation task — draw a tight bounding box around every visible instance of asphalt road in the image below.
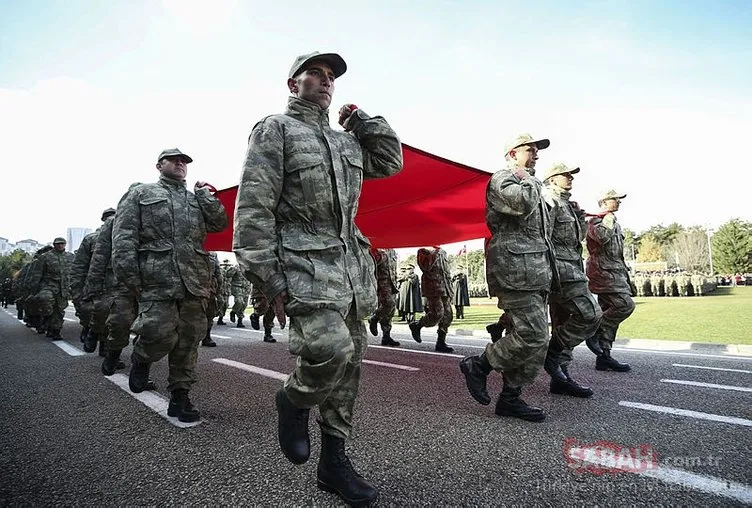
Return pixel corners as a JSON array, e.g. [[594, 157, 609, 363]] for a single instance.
[[1, 305, 750, 507]]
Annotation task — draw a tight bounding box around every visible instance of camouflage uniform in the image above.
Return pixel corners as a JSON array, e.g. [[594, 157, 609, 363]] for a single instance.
[[251, 285, 278, 341], [664, 273, 676, 297], [410, 247, 454, 352], [368, 248, 399, 346], [202, 253, 222, 346], [13, 264, 30, 321], [226, 265, 252, 326], [586, 208, 636, 356], [216, 261, 232, 324], [649, 273, 662, 297], [29, 243, 73, 338], [112, 173, 227, 392], [233, 96, 402, 440], [70, 230, 100, 342], [542, 176, 602, 380]]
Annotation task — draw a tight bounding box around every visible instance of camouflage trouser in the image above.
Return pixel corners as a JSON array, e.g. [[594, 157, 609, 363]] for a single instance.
[[253, 294, 276, 329], [206, 294, 218, 328], [231, 291, 249, 318], [594, 292, 635, 352], [73, 297, 94, 329], [284, 306, 366, 440], [372, 286, 396, 335], [549, 284, 603, 369], [485, 290, 549, 389], [217, 292, 229, 318], [37, 289, 68, 331], [650, 282, 660, 297], [130, 296, 207, 392], [418, 294, 453, 333], [105, 292, 139, 351]]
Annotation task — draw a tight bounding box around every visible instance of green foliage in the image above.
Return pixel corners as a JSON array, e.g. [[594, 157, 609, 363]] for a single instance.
[[712, 219, 752, 274], [0, 249, 31, 281]]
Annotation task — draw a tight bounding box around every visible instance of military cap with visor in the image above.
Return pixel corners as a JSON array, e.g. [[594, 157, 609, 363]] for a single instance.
[[542, 162, 580, 182], [289, 51, 347, 79], [599, 189, 627, 202], [53, 237, 66, 244], [101, 208, 116, 221], [504, 133, 550, 155], [157, 148, 193, 164]]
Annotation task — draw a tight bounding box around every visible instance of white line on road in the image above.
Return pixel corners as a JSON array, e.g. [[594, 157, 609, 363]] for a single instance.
[[567, 447, 752, 504], [212, 335, 231, 339], [672, 363, 752, 374], [611, 348, 752, 361], [213, 358, 287, 381], [369, 344, 464, 358], [362, 359, 419, 372], [63, 317, 76, 322], [106, 374, 202, 428], [53, 341, 86, 356], [619, 401, 752, 427], [660, 379, 752, 393]]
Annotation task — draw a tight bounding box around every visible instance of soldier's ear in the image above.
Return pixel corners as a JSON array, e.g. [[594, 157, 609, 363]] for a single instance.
[[287, 78, 298, 95]]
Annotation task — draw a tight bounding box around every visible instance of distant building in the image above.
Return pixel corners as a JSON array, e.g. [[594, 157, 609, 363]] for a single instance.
[[16, 239, 45, 254], [0, 237, 12, 256], [67, 228, 93, 253]]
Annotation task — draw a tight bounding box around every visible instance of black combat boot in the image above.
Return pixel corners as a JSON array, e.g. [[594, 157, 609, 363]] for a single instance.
[[229, 311, 236, 323], [380, 331, 400, 347], [263, 328, 277, 343], [495, 379, 546, 422], [46, 329, 63, 340], [202, 328, 217, 347], [36, 317, 47, 334], [128, 359, 157, 393], [585, 334, 604, 356], [17, 308, 24, 320], [167, 389, 201, 423], [550, 366, 594, 398], [236, 316, 246, 328], [408, 320, 422, 343], [275, 388, 310, 464], [249, 313, 260, 330], [596, 350, 631, 372], [486, 323, 503, 343], [435, 330, 454, 353], [459, 354, 492, 405], [101, 349, 124, 376], [79, 326, 89, 343], [367, 316, 378, 337], [317, 432, 378, 507], [216, 316, 226, 325], [83, 331, 98, 353]]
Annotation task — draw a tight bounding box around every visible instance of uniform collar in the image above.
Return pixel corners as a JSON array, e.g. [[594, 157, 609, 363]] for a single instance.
[[285, 97, 330, 125], [159, 174, 187, 188]]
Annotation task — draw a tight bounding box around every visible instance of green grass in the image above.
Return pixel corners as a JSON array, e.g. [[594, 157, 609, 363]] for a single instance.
[[441, 286, 752, 345]]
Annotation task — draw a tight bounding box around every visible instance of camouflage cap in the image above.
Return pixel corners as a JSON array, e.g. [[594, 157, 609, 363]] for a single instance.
[[542, 162, 580, 182], [289, 51, 347, 79], [101, 207, 116, 221], [53, 237, 66, 244], [157, 148, 193, 164], [599, 189, 627, 202], [504, 133, 550, 155]]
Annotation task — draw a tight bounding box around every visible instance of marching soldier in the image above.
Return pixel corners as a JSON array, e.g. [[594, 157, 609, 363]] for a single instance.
[[29, 238, 74, 340], [368, 248, 400, 347], [249, 286, 279, 342], [410, 247, 454, 353]]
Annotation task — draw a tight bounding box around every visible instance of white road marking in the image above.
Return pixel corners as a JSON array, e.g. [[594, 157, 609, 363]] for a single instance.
[[369, 344, 464, 358], [619, 401, 752, 427], [567, 447, 752, 504], [213, 358, 287, 381], [63, 317, 76, 322], [212, 335, 231, 339], [660, 379, 752, 393], [610, 348, 752, 361], [362, 359, 419, 372], [672, 363, 752, 374], [106, 374, 201, 428], [53, 341, 86, 356]]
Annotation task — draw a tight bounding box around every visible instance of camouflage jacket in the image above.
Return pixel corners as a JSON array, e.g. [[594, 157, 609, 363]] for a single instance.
[[209, 253, 223, 296], [112, 175, 228, 300], [418, 248, 452, 298], [70, 229, 99, 299], [372, 249, 399, 294], [542, 186, 587, 286], [30, 250, 73, 298], [84, 216, 117, 297], [485, 164, 555, 294], [586, 214, 630, 294], [233, 97, 403, 319], [225, 265, 251, 294], [13, 264, 30, 299]]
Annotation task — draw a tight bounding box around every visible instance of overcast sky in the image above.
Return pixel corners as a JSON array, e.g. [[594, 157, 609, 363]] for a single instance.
[[1, 0, 750, 260]]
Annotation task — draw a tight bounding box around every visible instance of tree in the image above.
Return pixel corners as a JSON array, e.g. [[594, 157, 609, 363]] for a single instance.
[[623, 229, 637, 261], [671, 227, 710, 272], [644, 223, 684, 247], [712, 219, 752, 274], [637, 235, 664, 263], [0, 249, 31, 281]]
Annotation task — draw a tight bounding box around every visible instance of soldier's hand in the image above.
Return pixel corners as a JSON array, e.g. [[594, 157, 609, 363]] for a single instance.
[[338, 104, 358, 130], [513, 169, 530, 180], [271, 291, 288, 329], [194, 181, 217, 192]]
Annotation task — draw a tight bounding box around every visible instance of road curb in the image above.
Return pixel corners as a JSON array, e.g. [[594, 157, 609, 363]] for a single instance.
[[389, 323, 752, 357]]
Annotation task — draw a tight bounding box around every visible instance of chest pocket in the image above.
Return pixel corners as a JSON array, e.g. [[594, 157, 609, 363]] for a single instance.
[[286, 152, 326, 204], [139, 196, 169, 237]]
